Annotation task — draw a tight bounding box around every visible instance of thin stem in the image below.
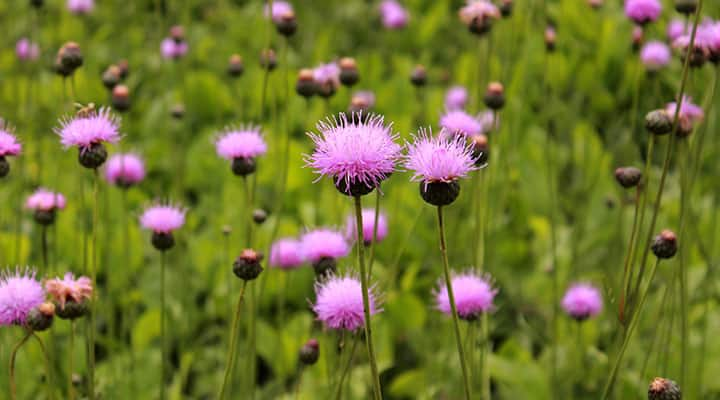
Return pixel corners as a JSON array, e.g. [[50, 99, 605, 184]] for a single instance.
[[354, 195, 383, 400], [367, 189, 381, 276], [41, 226, 49, 272], [334, 337, 359, 400], [88, 169, 98, 400], [627, 135, 655, 287], [481, 313, 491, 400], [618, 185, 642, 324], [436, 206, 472, 400], [32, 333, 55, 400], [218, 281, 248, 400], [69, 321, 75, 400], [160, 250, 166, 400], [9, 331, 31, 400]]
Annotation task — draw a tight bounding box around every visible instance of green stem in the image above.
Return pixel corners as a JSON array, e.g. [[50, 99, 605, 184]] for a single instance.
[[367, 189, 381, 276], [41, 226, 49, 272], [627, 134, 655, 284], [436, 206, 472, 400], [618, 185, 642, 324], [481, 313, 491, 400], [160, 250, 166, 400], [88, 170, 98, 400], [333, 337, 359, 400], [9, 331, 31, 400], [69, 321, 75, 400], [32, 333, 55, 400], [218, 281, 248, 400], [354, 195, 383, 400]]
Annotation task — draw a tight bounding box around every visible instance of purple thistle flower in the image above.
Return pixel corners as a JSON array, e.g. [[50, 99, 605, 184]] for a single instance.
[[56, 107, 121, 151], [313, 62, 341, 97], [140, 204, 186, 234], [161, 38, 188, 60], [459, 0, 500, 26], [0, 268, 45, 326], [405, 129, 478, 185], [379, 0, 409, 30], [301, 229, 350, 264], [624, 0, 661, 25], [215, 126, 268, 160], [305, 113, 402, 196], [15, 38, 39, 62], [439, 110, 488, 138], [345, 208, 389, 245], [561, 283, 603, 321], [640, 41, 671, 71], [435, 271, 497, 320], [26, 188, 66, 211], [0, 123, 22, 157], [312, 273, 381, 331], [269, 238, 305, 270], [445, 86, 469, 111], [264, 1, 293, 23], [667, 18, 687, 42], [105, 153, 146, 187], [67, 0, 94, 14], [666, 96, 704, 123]]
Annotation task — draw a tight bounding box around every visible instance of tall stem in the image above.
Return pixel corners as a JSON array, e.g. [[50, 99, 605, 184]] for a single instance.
[[41, 226, 49, 272], [367, 189, 381, 276], [9, 331, 31, 400], [436, 206, 472, 400], [334, 337, 359, 400], [618, 185, 642, 323], [218, 281, 248, 400], [354, 195, 383, 400], [160, 250, 167, 400], [88, 169, 98, 400], [69, 321, 76, 400], [32, 333, 55, 400]]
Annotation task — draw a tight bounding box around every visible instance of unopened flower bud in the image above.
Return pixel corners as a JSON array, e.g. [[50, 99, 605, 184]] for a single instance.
[[420, 181, 461, 206], [151, 231, 175, 251], [231, 157, 256, 177], [260, 49, 277, 71], [676, 117, 694, 138], [252, 209, 267, 225], [34, 209, 56, 226], [483, 81, 505, 110], [674, 0, 697, 14], [349, 96, 370, 114], [645, 110, 673, 135], [339, 57, 359, 87], [614, 167, 642, 188], [632, 26, 644, 53], [296, 69, 317, 98], [410, 65, 427, 87], [299, 339, 320, 365], [499, 0, 513, 17], [276, 11, 297, 37], [651, 229, 677, 259], [648, 377, 681, 400], [27, 303, 55, 331], [171, 104, 185, 119], [222, 225, 232, 235], [471, 134, 489, 165], [545, 26, 557, 52], [78, 143, 108, 169], [58, 42, 83, 74], [55, 300, 90, 320], [117, 59, 129, 79], [111, 84, 130, 112], [233, 249, 264, 281], [227, 54, 244, 78], [469, 16, 493, 35], [102, 65, 122, 90], [312, 257, 337, 278], [170, 25, 185, 43], [0, 156, 9, 178]]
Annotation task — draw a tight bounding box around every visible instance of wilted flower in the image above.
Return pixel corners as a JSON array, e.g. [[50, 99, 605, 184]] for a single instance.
[[305, 113, 401, 196], [624, 0, 661, 25], [345, 208, 389, 245], [0, 268, 45, 326], [445, 86, 468, 110], [15, 38, 39, 61], [269, 238, 305, 269], [105, 153, 146, 188], [641, 41, 671, 71], [435, 271, 497, 321], [379, 0, 409, 30], [44, 273, 93, 310], [215, 126, 267, 176], [67, 0, 94, 14], [561, 283, 603, 321], [312, 273, 381, 331]]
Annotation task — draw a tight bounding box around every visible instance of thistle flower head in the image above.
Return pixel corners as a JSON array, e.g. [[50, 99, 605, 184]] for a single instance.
[[105, 153, 146, 187], [15, 38, 39, 62], [641, 41, 671, 71], [44, 273, 93, 309], [161, 38, 188, 60], [624, 0, 662, 25], [435, 271, 497, 320], [312, 273, 381, 331], [445, 86, 469, 110], [665, 95, 704, 123], [305, 113, 402, 195], [215, 126, 267, 160], [300, 229, 350, 264], [561, 283, 603, 321], [67, 0, 94, 14], [0, 268, 45, 326], [345, 208, 389, 244], [140, 204, 186, 233], [269, 238, 305, 269], [25, 188, 66, 211], [56, 107, 121, 150], [379, 0, 409, 29], [440, 110, 488, 138], [667, 18, 687, 41], [459, 0, 500, 26], [264, 1, 293, 23], [405, 129, 478, 185], [0, 123, 21, 156]]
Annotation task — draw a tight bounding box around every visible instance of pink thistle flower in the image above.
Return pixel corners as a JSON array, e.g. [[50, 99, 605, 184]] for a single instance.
[[405, 130, 478, 185], [140, 204, 186, 234], [313, 62, 341, 98], [624, 0, 661, 25], [379, 0, 409, 30], [215, 126, 267, 160], [345, 208, 389, 245], [561, 283, 603, 321], [161, 38, 188, 60], [666, 96, 704, 123], [0, 268, 45, 326], [312, 273, 381, 331], [435, 271, 497, 320], [269, 238, 305, 269], [15, 38, 39, 62], [26, 188, 66, 211], [459, 0, 500, 30], [264, 1, 293, 23], [445, 86, 469, 111], [667, 18, 687, 42], [105, 153, 146, 187], [0, 123, 22, 157], [640, 41, 671, 71], [305, 113, 402, 196], [301, 229, 350, 264], [55, 107, 121, 150], [67, 0, 94, 14], [440, 110, 488, 138], [44, 273, 93, 310]]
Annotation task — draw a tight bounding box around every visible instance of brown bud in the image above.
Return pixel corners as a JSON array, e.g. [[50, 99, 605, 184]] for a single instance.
[[648, 377, 681, 400], [614, 167, 642, 188], [102, 65, 122, 90], [276, 11, 297, 36], [651, 230, 677, 259], [339, 57, 359, 87], [227, 54, 244, 78], [483, 81, 505, 110], [233, 249, 264, 281], [260, 49, 277, 71], [410, 65, 427, 87], [544, 27, 557, 52], [58, 42, 83, 74], [170, 25, 185, 43], [296, 68, 317, 98], [111, 84, 130, 112], [645, 110, 673, 135]]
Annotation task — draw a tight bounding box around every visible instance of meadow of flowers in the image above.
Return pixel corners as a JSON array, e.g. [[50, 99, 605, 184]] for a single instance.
[[1, 0, 719, 399]]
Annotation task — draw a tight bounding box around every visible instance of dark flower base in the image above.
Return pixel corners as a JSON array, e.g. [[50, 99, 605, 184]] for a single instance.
[[233, 258, 263, 281], [152, 231, 175, 251], [78, 143, 108, 169], [0, 156, 9, 178], [312, 257, 337, 278], [420, 181, 460, 206], [232, 157, 256, 176], [27, 308, 54, 331], [334, 177, 375, 197], [55, 300, 89, 320], [34, 209, 56, 226]]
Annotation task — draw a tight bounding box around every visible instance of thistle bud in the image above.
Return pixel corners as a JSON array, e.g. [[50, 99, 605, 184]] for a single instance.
[[483, 81, 505, 110], [0, 156, 9, 178], [339, 57, 359, 87], [170, 25, 185, 43], [34, 209, 56, 226], [117, 59, 129, 79], [296, 69, 317, 98], [260, 49, 277, 71], [419, 181, 461, 206], [312, 257, 337, 278], [651, 229, 677, 259], [222, 225, 232, 235], [544, 26, 557, 52], [348, 96, 370, 114], [27, 303, 55, 331], [58, 42, 83, 74], [276, 11, 297, 37], [648, 377, 681, 400], [676, 117, 694, 138], [471, 134, 489, 165], [231, 157, 256, 177], [151, 231, 175, 251], [252, 209, 268, 225], [410, 65, 427, 87], [674, 0, 697, 14], [645, 110, 673, 135], [632, 26, 644, 53], [102, 65, 122, 90], [78, 143, 108, 169], [299, 339, 320, 365], [111, 84, 130, 112], [499, 0, 513, 17], [55, 300, 89, 320], [614, 167, 642, 188], [227, 54, 244, 78], [171, 104, 185, 120], [588, 0, 603, 9], [232, 249, 264, 281], [469, 17, 493, 35]]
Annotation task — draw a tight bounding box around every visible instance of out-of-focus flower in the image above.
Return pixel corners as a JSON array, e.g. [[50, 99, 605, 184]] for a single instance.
[[445, 86, 468, 111], [561, 283, 603, 321], [459, 0, 500, 35], [345, 208, 389, 245], [667, 18, 687, 42], [624, 0, 661, 25], [105, 153, 145, 188], [641, 41, 671, 71], [313, 62, 341, 98], [264, 1, 293, 23], [379, 0, 409, 30], [67, 0, 94, 14], [269, 238, 305, 269], [15, 38, 39, 61], [312, 273, 381, 331], [435, 271, 496, 320], [161, 38, 188, 60]]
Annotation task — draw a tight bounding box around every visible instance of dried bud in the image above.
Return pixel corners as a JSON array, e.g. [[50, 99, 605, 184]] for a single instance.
[[339, 57, 359, 87], [312, 257, 337, 278], [674, 0, 697, 14], [111, 84, 130, 112], [645, 110, 673, 135], [499, 0, 513, 17], [252, 209, 268, 225], [410, 65, 427, 87], [233, 249, 264, 281], [296, 69, 317, 98], [471, 134, 489, 165], [34, 209, 56, 226], [227, 54, 244, 78], [170, 25, 185, 43], [648, 377, 681, 400], [102, 65, 122, 90], [483, 81, 505, 110], [276, 11, 297, 37], [151, 231, 175, 251], [55, 300, 89, 320], [58, 42, 83, 74], [544, 26, 557, 52], [78, 143, 108, 169], [0, 156, 9, 178], [117, 59, 129, 79], [420, 181, 461, 206], [260, 49, 277, 71], [299, 339, 320, 365], [171, 104, 185, 119], [651, 230, 677, 259], [614, 167, 642, 188], [231, 157, 256, 177]]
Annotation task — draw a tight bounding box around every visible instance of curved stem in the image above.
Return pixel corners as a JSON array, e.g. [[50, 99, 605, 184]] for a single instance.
[[354, 195, 383, 400], [437, 206, 472, 400], [160, 250, 166, 400], [218, 281, 248, 400], [32, 333, 55, 400], [333, 337, 359, 400], [9, 331, 31, 400]]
